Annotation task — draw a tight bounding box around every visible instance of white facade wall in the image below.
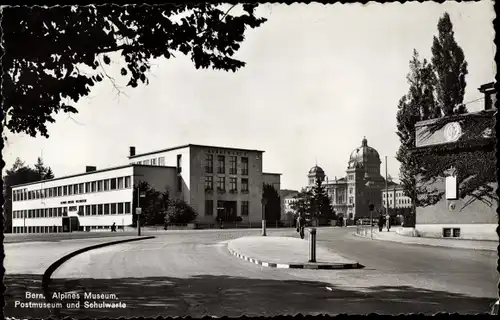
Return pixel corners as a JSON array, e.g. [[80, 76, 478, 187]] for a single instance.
[[129, 146, 191, 204], [382, 187, 412, 209], [11, 166, 135, 233]]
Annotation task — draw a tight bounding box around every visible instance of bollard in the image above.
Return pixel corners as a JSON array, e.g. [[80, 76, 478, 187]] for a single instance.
[[262, 220, 267, 236], [308, 228, 316, 263]]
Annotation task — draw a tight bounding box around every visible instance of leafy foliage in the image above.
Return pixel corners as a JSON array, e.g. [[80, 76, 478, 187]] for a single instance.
[[311, 178, 336, 221], [431, 12, 468, 116], [132, 181, 170, 226], [262, 183, 282, 223], [2, 157, 55, 232], [2, 4, 267, 139], [166, 199, 198, 224], [290, 188, 313, 218], [394, 12, 490, 209]]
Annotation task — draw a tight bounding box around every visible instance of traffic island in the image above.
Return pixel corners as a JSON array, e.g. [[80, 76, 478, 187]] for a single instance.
[[227, 235, 362, 269]]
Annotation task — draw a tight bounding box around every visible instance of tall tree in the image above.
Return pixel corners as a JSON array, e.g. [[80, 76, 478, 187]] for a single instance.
[[396, 51, 442, 208], [262, 183, 282, 223], [396, 13, 494, 211], [34, 157, 55, 180], [2, 4, 266, 140], [431, 12, 468, 116], [311, 177, 336, 223], [2, 158, 56, 232], [291, 188, 313, 219]]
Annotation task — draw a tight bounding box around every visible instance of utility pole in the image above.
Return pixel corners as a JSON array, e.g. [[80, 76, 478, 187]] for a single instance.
[[385, 156, 389, 229]]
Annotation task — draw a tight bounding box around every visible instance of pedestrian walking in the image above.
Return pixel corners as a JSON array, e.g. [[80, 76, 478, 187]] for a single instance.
[[111, 222, 116, 232], [386, 213, 391, 231], [378, 214, 384, 232], [296, 213, 305, 239]]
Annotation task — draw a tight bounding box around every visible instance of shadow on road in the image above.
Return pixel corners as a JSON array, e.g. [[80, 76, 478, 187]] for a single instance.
[[4, 274, 494, 318]]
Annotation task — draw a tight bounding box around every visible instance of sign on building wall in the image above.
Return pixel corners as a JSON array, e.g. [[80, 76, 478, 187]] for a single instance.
[[445, 175, 458, 200]]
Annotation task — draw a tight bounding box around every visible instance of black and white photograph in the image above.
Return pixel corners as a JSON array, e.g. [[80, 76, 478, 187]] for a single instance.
[[1, 1, 498, 318]]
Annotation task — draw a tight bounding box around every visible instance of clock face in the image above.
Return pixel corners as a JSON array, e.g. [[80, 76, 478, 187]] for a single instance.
[[444, 122, 462, 142]]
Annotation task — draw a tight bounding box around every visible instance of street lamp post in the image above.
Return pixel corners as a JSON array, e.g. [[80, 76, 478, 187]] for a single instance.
[[261, 198, 267, 236], [369, 204, 374, 239]]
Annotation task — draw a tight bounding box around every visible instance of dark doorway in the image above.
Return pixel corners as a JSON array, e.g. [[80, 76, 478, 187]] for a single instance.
[[216, 200, 237, 221], [62, 216, 80, 232]]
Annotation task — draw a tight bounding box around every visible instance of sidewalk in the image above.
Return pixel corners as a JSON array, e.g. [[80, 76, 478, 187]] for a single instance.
[[227, 236, 361, 269], [354, 227, 498, 251]]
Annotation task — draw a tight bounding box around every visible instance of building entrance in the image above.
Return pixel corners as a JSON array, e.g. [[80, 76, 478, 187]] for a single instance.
[[216, 200, 237, 221]]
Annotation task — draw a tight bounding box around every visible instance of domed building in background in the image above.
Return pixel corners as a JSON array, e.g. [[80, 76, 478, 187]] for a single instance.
[[307, 137, 386, 222]]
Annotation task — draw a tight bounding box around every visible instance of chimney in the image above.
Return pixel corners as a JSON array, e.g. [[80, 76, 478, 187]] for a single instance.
[[129, 146, 136, 157], [86, 166, 97, 173]]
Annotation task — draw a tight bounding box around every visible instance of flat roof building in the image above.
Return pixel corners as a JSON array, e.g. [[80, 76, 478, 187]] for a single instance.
[[11, 144, 280, 233]]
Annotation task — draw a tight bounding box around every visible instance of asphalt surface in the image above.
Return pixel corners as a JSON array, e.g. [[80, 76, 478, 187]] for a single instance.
[[4, 227, 498, 318]]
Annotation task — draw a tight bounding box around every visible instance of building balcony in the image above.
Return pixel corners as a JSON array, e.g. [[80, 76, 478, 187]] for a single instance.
[[229, 189, 238, 194], [217, 188, 226, 194], [205, 188, 213, 194]]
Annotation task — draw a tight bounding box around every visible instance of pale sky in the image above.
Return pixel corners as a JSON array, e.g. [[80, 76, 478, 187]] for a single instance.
[[3, 1, 495, 191]]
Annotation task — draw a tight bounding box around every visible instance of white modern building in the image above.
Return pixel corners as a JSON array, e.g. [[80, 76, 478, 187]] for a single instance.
[[11, 144, 281, 233]]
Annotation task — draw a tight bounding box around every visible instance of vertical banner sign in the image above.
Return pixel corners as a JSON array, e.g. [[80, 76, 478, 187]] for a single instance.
[[445, 175, 458, 200]]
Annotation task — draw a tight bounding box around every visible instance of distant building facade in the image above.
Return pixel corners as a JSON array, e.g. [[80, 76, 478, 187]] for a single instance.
[[381, 181, 413, 210], [11, 144, 280, 233], [411, 82, 497, 240], [306, 137, 387, 221]]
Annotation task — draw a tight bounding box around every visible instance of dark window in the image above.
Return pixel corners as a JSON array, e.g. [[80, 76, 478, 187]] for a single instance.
[[241, 178, 249, 192], [125, 202, 131, 214], [85, 183, 90, 193], [217, 176, 225, 191], [177, 154, 182, 173], [92, 205, 97, 215], [103, 180, 109, 191], [110, 178, 117, 190], [229, 156, 237, 174], [217, 155, 225, 174], [443, 228, 452, 238], [98, 180, 103, 192], [98, 204, 103, 215], [453, 228, 461, 238], [111, 203, 117, 215], [104, 204, 110, 215], [205, 154, 213, 173], [58, 207, 62, 217], [230, 177, 237, 192], [85, 205, 90, 216], [63, 186, 68, 196], [205, 200, 213, 216], [79, 183, 84, 194], [91, 181, 97, 192], [241, 201, 249, 216], [241, 157, 248, 175], [177, 176, 183, 192], [205, 176, 213, 191], [48, 188, 53, 198], [125, 176, 131, 188], [118, 177, 124, 189], [118, 203, 124, 214], [158, 157, 165, 166]]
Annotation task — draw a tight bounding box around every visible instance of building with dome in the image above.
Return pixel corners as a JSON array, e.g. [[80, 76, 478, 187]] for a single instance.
[[306, 137, 386, 222]]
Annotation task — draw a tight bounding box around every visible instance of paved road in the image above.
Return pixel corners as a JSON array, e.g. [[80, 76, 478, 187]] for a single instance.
[[5, 227, 497, 318]]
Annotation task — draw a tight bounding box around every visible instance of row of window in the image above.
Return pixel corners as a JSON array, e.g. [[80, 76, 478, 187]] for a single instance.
[[383, 198, 411, 206], [205, 200, 249, 216], [205, 155, 249, 175], [13, 176, 132, 202], [12, 202, 132, 219], [205, 176, 249, 192], [383, 192, 411, 198], [133, 156, 166, 166], [12, 225, 121, 234]]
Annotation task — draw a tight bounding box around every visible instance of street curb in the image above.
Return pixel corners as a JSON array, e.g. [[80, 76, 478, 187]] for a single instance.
[[227, 245, 361, 270], [42, 236, 155, 295], [353, 232, 497, 252]]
